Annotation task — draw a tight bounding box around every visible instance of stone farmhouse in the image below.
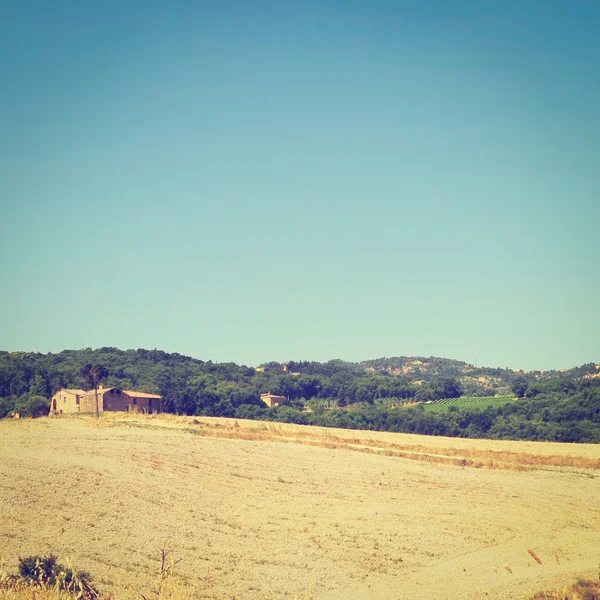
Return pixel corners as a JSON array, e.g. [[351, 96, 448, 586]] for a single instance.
[[51, 389, 87, 414], [51, 385, 161, 415], [260, 392, 286, 407]]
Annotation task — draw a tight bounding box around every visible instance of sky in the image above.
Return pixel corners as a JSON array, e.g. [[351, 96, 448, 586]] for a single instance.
[[1, 1, 599, 371]]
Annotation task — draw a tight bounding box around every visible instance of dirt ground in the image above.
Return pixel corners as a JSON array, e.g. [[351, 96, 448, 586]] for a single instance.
[[1, 415, 599, 599]]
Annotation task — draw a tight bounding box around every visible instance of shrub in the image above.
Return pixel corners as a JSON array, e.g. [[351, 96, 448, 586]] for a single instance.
[[529, 578, 600, 599], [17, 554, 98, 598], [0, 396, 15, 418], [25, 396, 50, 418]]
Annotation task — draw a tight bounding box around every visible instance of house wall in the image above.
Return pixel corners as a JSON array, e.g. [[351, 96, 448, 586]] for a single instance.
[[261, 395, 285, 407], [80, 389, 130, 413], [128, 396, 160, 413], [103, 389, 130, 412], [56, 388, 162, 414], [80, 392, 103, 414], [51, 391, 81, 414]]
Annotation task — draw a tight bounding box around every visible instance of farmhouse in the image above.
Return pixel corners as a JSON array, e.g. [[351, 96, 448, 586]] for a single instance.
[[260, 392, 286, 408], [50, 389, 87, 414], [50, 385, 161, 415]]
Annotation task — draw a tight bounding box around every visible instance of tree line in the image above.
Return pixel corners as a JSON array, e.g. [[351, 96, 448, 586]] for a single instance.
[[0, 348, 598, 442]]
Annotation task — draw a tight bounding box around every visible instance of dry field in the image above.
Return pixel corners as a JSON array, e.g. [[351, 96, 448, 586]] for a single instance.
[[1, 415, 599, 600]]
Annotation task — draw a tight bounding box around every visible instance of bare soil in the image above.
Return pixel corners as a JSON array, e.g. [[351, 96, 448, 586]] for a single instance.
[[1, 415, 599, 599]]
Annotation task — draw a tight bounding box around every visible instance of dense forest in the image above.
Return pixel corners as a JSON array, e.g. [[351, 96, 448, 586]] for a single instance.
[[1, 348, 599, 442]]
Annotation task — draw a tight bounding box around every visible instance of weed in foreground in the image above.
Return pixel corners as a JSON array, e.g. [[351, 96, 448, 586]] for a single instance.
[[1, 554, 99, 599], [528, 549, 543, 565], [529, 578, 600, 599]]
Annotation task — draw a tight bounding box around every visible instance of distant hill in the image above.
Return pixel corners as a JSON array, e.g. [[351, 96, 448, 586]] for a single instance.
[[359, 356, 598, 395], [1, 348, 599, 442]]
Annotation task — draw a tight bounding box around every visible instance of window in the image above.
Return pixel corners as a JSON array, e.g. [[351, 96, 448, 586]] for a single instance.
[[76, 397, 80, 405], [63, 397, 67, 404], [133, 398, 137, 405]]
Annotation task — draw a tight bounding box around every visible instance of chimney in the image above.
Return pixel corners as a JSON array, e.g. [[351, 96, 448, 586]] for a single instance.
[[99, 384, 104, 391]]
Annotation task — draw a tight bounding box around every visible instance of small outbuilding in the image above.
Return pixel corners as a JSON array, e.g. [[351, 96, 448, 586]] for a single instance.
[[260, 392, 286, 408]]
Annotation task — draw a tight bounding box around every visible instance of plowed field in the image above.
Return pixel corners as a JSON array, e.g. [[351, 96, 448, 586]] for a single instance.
[[1, 415, 599, 599]]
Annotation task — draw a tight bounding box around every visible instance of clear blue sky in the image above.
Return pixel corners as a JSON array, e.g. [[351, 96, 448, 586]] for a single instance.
[[1, 1, 598, 370]]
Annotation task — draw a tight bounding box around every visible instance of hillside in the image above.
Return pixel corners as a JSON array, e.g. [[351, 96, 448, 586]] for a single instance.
[[1, 415, 599, 599], [1, 348, 599, 442], [0, 415, 600, 600]]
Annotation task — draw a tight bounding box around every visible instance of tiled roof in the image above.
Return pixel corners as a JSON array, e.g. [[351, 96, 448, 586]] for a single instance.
[[56, 388, 87, 396], [124, 390, 162, 399], [82, 387, 118, 396]]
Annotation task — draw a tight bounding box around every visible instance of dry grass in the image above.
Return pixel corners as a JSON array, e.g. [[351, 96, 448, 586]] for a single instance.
[[90, 413, 600, 472], [2, 416, 599, 600], [528, 578, 600, 599], [0, 560, 314, 600], [528, 549, 543, 565], [0, 589, 79, 600]]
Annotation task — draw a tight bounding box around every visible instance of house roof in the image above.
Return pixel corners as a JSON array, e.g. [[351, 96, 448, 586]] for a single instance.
[[82, 387, 118, 396], [77, 388, 160, 399], [124, 390, 162, 399], [56, 388, 87, 396], [260, 392, 286, 399]]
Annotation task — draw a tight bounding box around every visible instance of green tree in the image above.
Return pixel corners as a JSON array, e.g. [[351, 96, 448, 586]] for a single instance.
[[0, 397, 15, 418], [81, 363, 109, 419], [25, 395, 50, 418], [29, 374, 50, 397], [296, 375, 323, 400], [510, 375, 529, 398]]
